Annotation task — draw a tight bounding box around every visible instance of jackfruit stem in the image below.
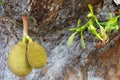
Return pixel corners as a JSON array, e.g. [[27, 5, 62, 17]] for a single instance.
[[22, 16, 33, 43], [22, 16, 28, 37]]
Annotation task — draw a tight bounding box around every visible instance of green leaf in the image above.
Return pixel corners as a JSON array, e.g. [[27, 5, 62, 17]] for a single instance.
[[80, 32, 85, 49], [67, 32, 77, 46], [88, 20, 103, 41], [87, 4, 95, 19], [77, 19, 81, 27], [88, 4, 93, 14], [104, 13, 120, 32]]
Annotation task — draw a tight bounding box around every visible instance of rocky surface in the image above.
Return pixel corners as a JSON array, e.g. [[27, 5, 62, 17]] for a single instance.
[[0, 0, 120, 80]]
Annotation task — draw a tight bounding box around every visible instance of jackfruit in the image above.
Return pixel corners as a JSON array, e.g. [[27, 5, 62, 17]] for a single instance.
[[8, 42, 32, 77], [27, 42, 47, 69]]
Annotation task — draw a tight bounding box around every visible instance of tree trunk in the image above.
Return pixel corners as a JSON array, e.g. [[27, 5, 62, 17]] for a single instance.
[[1, 0, 120, 80]]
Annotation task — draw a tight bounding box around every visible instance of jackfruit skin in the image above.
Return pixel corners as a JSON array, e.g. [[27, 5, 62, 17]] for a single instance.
[[27, 42, 47, 69], [8, 42, 32, 77]]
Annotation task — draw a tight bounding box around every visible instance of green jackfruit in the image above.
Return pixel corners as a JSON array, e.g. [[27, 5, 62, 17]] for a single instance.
[[8, 42, 32, 77], [27, 42, 47, 69]]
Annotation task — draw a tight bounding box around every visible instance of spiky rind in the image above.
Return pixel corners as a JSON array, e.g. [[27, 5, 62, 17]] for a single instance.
[[8, 42, 32, 77], [27, 42, 47, 69]]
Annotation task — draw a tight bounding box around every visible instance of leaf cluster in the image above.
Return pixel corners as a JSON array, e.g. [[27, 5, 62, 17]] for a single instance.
[[67, 4, 120, 49]]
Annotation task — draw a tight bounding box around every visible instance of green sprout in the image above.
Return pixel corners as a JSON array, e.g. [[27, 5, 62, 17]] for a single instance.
[[87, 4, 108, 41], [67, 19, 88, 49], [103, 13, 119, 32], [67, 4, 120, 49]]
